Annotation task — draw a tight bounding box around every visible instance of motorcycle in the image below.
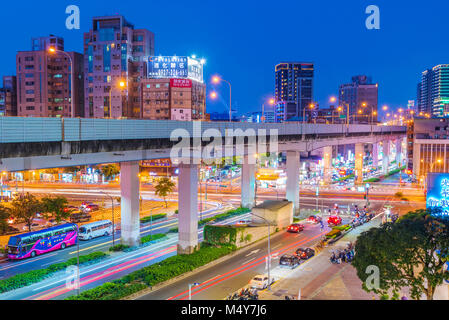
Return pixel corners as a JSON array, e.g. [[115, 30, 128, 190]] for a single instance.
[[330, 252, 342, 264]]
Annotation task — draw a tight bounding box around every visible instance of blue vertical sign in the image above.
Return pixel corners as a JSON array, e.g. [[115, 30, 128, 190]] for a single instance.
[[426, 173, 449, 216]]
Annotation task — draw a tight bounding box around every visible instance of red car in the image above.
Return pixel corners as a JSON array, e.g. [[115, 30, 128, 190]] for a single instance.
[[307, 215, 322, 224], [328, 216, 342, 226], [287, 224, 304, 233]]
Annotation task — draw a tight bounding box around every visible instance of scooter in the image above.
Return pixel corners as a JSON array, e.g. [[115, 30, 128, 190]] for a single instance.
[[330, 252, 342, 264]]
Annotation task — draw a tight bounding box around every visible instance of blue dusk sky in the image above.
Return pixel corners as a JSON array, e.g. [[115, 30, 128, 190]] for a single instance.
[[0, 0, 448, 116]]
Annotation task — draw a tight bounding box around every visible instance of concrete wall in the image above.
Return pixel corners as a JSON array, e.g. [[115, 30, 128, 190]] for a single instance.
[[252, 201, 293, 230], [235, 225, 278, 248]]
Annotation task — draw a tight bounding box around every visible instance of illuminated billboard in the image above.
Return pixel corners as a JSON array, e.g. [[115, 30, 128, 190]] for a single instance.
[[426, 173, 449, 215], [148, 56, 188, 79], [148, 56, 204, 83]]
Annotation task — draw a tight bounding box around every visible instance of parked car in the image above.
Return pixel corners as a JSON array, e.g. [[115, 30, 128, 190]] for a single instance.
[[287, 224, 305, 233], [249, 275, 270, 290], [328, 216, 342, 226], [307, 215, 322, 224], [295, 248, 315, 260], [279, 254, 301, 269], [63, 206, 78, 213]]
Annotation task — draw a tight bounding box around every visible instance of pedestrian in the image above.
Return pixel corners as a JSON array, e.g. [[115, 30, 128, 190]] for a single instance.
[[319, 220, 324, 230]]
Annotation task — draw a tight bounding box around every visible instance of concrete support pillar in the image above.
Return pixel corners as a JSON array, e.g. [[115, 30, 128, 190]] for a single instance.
[[355, 143, 364, 184], [382, 141, 390, 175], [178, 163, 199, 255], [286, 151, 300, 214], [372, 143, 379, 167], [395, 139, 403, 167], [323, 146, 333, 185], [241, 155, 256, 209], [120, 161, 141, 247], [413, 143, 421, 178]]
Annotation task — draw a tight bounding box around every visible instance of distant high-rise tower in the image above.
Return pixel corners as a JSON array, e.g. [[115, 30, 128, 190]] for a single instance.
[[16, 35, 84, 117], [0, 76, 17, 116], [275, 62, 314, 121], [339, 75, 378, 123], [83, 15, 155, 119], [417, 64, 449, 117]]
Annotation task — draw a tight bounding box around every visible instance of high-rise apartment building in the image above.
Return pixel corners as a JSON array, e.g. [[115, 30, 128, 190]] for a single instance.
[[0, 76, 17, 116], [16, 35, 84, 117], [275, 62, 314, 121], [83, 15, 155, 119], [339, 75, 378, 123], [417, 64, 449, 117]]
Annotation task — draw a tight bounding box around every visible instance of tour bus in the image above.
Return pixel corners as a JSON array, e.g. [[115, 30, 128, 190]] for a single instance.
[[70, 210, 91, 223], [78, 220, 113, 241], [7, 223, 78, 260]]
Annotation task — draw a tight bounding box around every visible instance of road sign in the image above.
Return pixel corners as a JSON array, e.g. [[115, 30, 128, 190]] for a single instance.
[[340, 115, 347, 119]]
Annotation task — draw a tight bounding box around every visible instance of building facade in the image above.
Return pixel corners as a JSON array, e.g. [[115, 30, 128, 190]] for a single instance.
[[16, 35, 84, 117], [409, 118, 449, 182], [83, 15, 155, 119], [417, 64, 449, 117], [338, 75, 378, 124], [275, 62, 314, 121], [141, 78, 205, 120], [0, 76, 17, 116]]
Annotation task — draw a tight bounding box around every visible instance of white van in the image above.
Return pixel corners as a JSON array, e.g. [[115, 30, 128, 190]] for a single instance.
[[78, 220, 113, 241]]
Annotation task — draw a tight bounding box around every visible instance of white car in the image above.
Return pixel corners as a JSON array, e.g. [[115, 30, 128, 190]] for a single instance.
[[249, 275, 270, 290]]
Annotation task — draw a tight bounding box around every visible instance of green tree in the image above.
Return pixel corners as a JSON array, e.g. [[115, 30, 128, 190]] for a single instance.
[[10, 193, 43, 232], [101, 164, 120, 181], [41, 196, 69, 223], [352, 209, 449, 300], [154, 178, 175, 208], [0, 205, 11, 235]]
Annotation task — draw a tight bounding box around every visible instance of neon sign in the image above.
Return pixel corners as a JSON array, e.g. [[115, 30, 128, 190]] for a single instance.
[[426, 173, 449, 216]]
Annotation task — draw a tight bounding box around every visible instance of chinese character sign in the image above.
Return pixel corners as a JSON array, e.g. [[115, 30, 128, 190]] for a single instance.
[[148, 56, 188, 79], [426, 173, 449, 216], [170, 79, 192, 88]]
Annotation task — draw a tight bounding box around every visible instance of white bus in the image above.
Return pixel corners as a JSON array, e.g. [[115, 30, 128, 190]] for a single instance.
[[78, 220, 113, 241]]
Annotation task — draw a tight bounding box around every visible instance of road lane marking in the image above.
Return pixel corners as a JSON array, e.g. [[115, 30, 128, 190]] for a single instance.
[[0, 252, 59, 271]]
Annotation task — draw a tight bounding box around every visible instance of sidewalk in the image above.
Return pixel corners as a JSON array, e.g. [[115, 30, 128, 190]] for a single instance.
[[258, 218, 382, 300]]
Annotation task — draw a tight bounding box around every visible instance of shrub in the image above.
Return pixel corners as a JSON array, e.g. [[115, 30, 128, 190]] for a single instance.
[[0, 251, 108, 294], [140, 214, 167, 224], [109, 244, 130, 252], [140, 233, 166, 245], [66, 244, 236, 300], [169, 227, 178, 233]]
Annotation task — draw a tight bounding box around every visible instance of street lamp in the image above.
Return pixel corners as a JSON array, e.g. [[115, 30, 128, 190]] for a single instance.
[[250, 212, 273, 291], [261, 98, 275, 123], [303, 103, 315, 140], [189, 282, 201, 300], [48, 47, 74, 118], [212, 76, 232, 122], [149, 205, 164, 238], [99, 190, 116, 246], [107, 80, 126, 118]]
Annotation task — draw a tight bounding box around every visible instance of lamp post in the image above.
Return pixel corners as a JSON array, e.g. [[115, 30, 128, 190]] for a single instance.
[[99, 190, 116, 246], [189, 282, 201, 300], [49, 47, 74, 118], [262, 98, 275, 123], [303, 103, 315, 140], [250, 212, 272, 291], [149, 205, 164, 238], [212, 76, 232, 122]]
